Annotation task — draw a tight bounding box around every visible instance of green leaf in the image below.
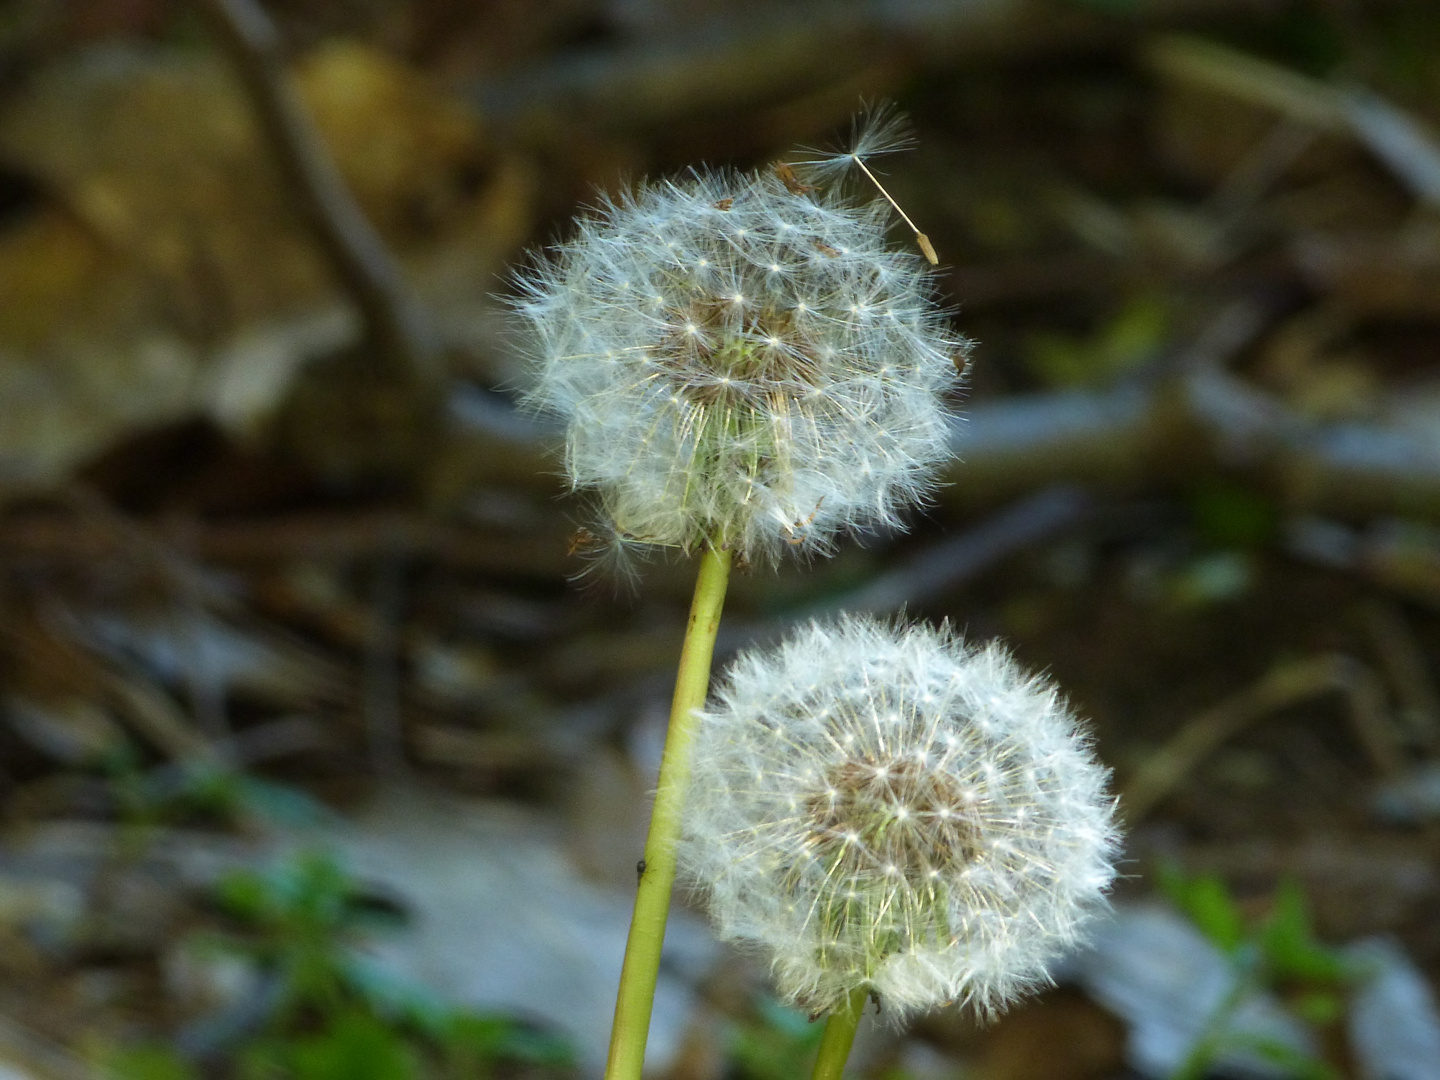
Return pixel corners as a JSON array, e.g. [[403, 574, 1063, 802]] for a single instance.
[[1166, 551, 1254, 607], [1260, 881, 1348, 984], [1189, 480, 1278, 549], [232, 777, 338, 828], [288, 1012, 417, 1080], [445, 1014, 573, 1067], [1158, 864, 1246, 954], [1291, 991, 1343, 1026], [1026, 294, 1170, 388], [342, 955, 449, 1033], [1224, 1033, 1338, 1080], [104, 1046, 200, 1080], [216, 869, 272, 923], [729, 997, 825, 1080]]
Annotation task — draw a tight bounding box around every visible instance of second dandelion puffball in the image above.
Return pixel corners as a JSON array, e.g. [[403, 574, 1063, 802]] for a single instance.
[[512, 139, 966, 566], [680, 617, 1120, 1019]]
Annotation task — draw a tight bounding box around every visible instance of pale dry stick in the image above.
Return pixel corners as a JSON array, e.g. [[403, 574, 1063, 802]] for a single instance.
[[176, 589, 233, 748], [1121, 653, 1403, 824], [480, 0, 1291, 136], [810, 485, 1089, 617], [63, 485, 238, 749], [60, 485, 231, 613], [12, 604, 213, 764], [193, 0, 438, 379], [1197, 119, 1316, 265], [105, 670, 218, 764], [1334, 654, 1405, 778], [0, 1014, 91, 1080], [46, 488, 357, 718], [1146, 36, 1348, 133], [1203, 120, 1316, 224], [1148, 35, 1440, 208]]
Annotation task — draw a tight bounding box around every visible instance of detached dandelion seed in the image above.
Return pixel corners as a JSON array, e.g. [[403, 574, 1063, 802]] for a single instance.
[[681, 616, 1120, 1021], [796, 102, 939, 264]]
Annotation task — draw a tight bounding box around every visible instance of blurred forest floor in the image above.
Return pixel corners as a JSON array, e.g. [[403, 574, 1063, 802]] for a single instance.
[[1, 1, 1440, 1078]]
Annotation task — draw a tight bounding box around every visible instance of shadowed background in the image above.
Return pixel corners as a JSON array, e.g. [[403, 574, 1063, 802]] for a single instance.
[[0, 1, 1438, 1078]]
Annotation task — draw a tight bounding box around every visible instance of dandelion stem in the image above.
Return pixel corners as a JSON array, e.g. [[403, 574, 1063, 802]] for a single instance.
[[605, 542, 733, 1080], [812, 987, 870, 1080]]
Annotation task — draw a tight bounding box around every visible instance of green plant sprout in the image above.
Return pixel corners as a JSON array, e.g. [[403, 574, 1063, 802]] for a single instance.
[[105, 851, 572, 1080], [103, 742, 337, 837], [728, 996, 827, 1080], [1158, 864, 1350, 1080], [1024, 293, 1170, 389]]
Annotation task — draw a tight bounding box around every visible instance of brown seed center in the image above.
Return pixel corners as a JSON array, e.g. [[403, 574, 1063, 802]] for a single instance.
[[805, 755, 982, 882], [649, 288, 825, 407]]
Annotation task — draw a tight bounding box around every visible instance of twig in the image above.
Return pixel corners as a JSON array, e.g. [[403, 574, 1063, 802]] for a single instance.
[[7, 609, 213, 763], [812, 485, 1090, 616], [1121, 653, 1404, 824], [1342, 88, 1440, 208], [38, 489, 356, 708], [364, 552, 409, 777], [1203, 120, 1316, 224], [478, 0, 1288, 133], [948, 303, 1440, 523], [1149, 35, 1440, 208], [1147, 36, 1348, 133], [947, 300, 1270, 503], [1358, 598, 1440, 753], [193, 0, 438, 379], [0, 1014, 92, 1080], [0, 505, 573, 578], [411, 726, 561, 773]]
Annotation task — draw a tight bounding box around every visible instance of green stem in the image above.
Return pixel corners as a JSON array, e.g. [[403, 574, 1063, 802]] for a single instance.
[[812, 988, 871, 1080], [604, 543, 733, 1080]]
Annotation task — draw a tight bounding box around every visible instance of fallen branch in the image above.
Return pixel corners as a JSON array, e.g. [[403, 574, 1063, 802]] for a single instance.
[[949, 306, 1440, 523], [808, 485, 1090, 617], [1148, 35, 1440, 207], [1121, 653, 1402, 824], [0, 504, 575, 577], [193, 0, 438, 381], [478, 0, 1288, 135]]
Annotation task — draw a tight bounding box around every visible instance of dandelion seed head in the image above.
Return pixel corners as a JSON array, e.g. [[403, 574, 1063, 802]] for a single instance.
[[510, 125, 968, 569], [679, 616, 1120, 1021]]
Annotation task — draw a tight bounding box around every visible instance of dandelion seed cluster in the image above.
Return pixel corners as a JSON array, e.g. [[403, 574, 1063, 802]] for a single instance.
[[680, 617, 1119, 1019], [511, 139, 966, 567]]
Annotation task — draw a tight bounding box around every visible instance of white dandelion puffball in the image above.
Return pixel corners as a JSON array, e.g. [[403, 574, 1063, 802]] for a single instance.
[[680, 617, 1120, 1020], [511, 123, 967, 567]]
